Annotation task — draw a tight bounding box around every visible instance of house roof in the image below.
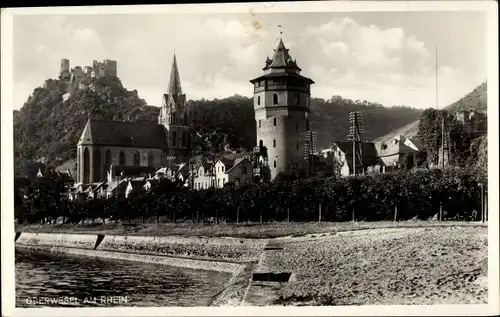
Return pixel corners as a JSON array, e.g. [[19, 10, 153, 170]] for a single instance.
[[55, 170, 74, 183], [112, 165, 157, 177], [225, 158, 250, 173], [128, 179, 147, 190], [77, 119, 167, 149], [408, 137, 423, 151], [333, 141, 380, 168], [375, 138, 416, 158]]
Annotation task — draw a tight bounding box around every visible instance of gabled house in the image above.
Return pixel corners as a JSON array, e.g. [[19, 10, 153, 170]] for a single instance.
[[125, 178, 147, 198], [214, 157, 253, 188], [144, 179, 160, 192], [375, 136, 418, 170], [331, 141, 382, 176], [193, 161, 214, 190]]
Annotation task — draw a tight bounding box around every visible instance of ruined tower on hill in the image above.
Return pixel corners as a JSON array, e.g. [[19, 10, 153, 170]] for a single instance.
[[58, 58, 118, 94], [250, 38, 315, 180]]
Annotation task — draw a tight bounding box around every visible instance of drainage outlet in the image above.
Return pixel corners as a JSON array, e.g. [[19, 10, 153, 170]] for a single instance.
[[252, 272, 292, 282]]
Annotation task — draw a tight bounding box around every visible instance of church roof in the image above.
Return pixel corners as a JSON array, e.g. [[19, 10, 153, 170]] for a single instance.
[[77, 119, 167, 149], [168, 54, 182, 96]]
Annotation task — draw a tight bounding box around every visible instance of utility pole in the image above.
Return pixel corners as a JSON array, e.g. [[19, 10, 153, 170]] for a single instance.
[[349, 112, 364, 176], [436, 46, 447, 169]]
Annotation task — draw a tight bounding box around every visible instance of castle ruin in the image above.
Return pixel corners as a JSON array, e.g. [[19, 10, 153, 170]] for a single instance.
[[59, 58, 118, 94]]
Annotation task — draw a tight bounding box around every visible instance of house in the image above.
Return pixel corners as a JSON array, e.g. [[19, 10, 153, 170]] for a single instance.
[[55, 169, 75, 189], [125, 178, 148, 198], [144, 179, 160, 192], [331, 141, 382, 177], [374, 136, 418, 170], [213, 157, 253, 188], [193, 161, 214, 190]]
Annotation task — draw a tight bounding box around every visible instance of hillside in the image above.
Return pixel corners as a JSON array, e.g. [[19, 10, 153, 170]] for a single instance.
[[14, 79, 422, 176], [374, 81, 487, 143], [446, 82, 487, 113]]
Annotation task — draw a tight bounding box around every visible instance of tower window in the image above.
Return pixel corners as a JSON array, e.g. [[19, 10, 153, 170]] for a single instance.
[[257, 96, 261, 105], [172, 131, 177, 146], [182, 132, 186, 146], [259, 120, 261, 128], [274, 160, 277, 168], [273, 139, 276, 148], [273, 118, 277, 126], [273, 93, 279, 105], [296, 144, 299, 150]]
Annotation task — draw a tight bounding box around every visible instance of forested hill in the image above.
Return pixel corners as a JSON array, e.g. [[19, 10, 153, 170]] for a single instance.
[[13, 78, 422, 176], [445, 82, 487, 112]]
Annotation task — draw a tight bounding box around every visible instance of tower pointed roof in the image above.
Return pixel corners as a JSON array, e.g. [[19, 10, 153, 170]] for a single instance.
[[264, 38, 301, 72], [168, 54, 182, 95]]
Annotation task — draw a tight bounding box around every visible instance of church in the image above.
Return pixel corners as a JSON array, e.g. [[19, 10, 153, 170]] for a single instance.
[[75, 55, 194, 184]]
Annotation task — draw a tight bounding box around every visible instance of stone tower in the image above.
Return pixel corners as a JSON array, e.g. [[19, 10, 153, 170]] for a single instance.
[[60, 58, 70, 81], [250, 39, 315, 180], [158, 54, 193, 163]]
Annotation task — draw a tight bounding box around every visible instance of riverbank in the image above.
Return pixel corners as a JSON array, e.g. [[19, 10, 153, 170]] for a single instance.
[[15, 222, 488, 306], [16, 220, 486, 239]]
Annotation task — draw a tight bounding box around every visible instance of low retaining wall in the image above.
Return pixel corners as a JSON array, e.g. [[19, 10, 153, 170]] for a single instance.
[[15, 232, 266, 268], [16, 244, 244, 274]]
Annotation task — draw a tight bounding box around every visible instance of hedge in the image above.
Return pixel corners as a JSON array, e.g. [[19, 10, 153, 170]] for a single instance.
[[15, 167, 488, 224]]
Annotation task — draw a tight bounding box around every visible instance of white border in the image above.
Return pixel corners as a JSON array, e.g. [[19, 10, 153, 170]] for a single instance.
[[1, 1, 499, 316]]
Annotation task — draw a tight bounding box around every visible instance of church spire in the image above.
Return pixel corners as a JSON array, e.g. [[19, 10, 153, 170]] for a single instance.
[[168, 53, 182, 95]]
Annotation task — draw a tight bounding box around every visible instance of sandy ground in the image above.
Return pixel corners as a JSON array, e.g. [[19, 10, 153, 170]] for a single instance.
[[16, 221, 486, 239], [244, 226, 488, 306]]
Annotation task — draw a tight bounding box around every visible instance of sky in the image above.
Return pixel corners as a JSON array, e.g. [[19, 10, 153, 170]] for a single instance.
[[13, 11, 487, 110]]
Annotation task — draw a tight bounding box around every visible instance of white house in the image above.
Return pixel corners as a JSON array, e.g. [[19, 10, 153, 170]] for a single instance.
[[193, 161, 214, 190], [214, 158, 253, 188]]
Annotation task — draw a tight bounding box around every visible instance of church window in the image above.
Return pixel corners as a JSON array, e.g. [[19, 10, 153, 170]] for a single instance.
[[105, 149, 112, 165], [273, 139, 276, 148], [182, 132, 186, 147], [259, 140, 264, 148], [83, 148, 90, 184], [133, 152, 140, 166], [148, 153, 153, 167], [93, 148, 102, 182], [273, 93, 279, 105], [257, 96, 261, 105], [119, 151, 125, 165], [273, 118, 277, 126], [259, 120, 261, 128], [172, 132, 177, 146], [274, 160, 276, 168]]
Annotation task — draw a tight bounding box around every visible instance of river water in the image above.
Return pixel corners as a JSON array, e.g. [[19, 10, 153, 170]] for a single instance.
[[15, 249, 232, 307]]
